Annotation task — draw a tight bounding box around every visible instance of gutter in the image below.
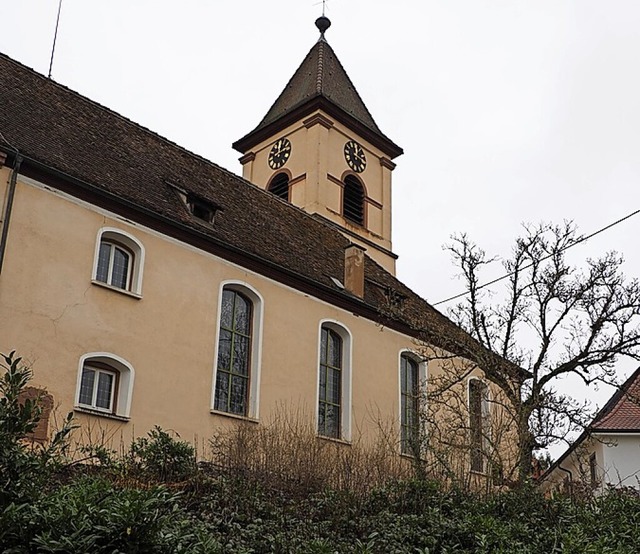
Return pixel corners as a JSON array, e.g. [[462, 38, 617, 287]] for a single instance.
[[13, 154, 408, 329], [556, 464, 574, 498], [0, 152, 22, 275]]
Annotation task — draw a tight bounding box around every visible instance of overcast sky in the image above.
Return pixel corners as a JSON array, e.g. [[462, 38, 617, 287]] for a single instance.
[[2, 1, 640, 448]]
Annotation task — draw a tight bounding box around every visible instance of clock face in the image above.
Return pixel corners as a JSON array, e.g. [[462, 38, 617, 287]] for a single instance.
[[268, 137, 292, 170], [344, 140, 367, 173]]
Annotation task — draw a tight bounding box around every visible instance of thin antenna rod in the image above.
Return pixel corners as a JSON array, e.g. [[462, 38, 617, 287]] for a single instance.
[[48, 0, 64, 79], [322, 0, 327, 16]]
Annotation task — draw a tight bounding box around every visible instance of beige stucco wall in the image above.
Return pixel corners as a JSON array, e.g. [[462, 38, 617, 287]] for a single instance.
[[239, 110, 396, 273], [0, 170, 429, 454]]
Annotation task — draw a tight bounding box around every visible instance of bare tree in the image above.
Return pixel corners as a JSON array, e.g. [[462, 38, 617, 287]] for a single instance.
[[444, 221, 640, 483], [409, 356, 516, 492]]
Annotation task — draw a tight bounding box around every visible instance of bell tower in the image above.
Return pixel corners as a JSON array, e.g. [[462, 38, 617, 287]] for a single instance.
[[233, 17, 403, 274]]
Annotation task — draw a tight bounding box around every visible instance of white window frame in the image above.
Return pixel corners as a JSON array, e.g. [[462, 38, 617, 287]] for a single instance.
[[78, 364, 117, 413], [211, 281, 264, 420], [97, 241, 132, 289], [75, 353, 135, 419], [316, 320, 353, 442], [92, 227, 145, 296], [398, 349, 428, 455]]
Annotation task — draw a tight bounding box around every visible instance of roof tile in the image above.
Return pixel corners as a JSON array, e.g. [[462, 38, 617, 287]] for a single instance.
[[0, 51, 504, 373], [591, 369, 640, 431]]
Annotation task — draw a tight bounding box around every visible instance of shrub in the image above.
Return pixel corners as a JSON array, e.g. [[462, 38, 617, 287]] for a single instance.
[[2, 350, 640, 552], [208, 406, 410, 497], [130, 426, 196, 482], [0, 351, 73, 507]]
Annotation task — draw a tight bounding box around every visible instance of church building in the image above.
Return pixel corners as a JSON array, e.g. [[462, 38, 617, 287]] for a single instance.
[[0, 17, 512, 477]]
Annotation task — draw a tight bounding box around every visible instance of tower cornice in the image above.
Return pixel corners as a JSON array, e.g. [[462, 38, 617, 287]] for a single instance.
[[233, 94, 403, 159]]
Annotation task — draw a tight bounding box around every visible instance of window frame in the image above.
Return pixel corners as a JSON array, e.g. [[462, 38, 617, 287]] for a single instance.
[[211, 282, 264, 420], [316, 320, 353, 442], [468, 377, 491, 473], [74, 353, 135, 419], [92, 227, 145, 296], [97, 240, 133, 290], [589, 452, 598, 487], [399, 351, 426, 456], [78, 364, 117, 413]]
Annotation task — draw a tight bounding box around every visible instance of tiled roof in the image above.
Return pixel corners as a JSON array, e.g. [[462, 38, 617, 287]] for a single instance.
[[233, 38, 403, 158], [591, 368, 640, 431], [539, 367, 640, 484], [0, 51, 508, 375], [259, 38, 381, 133]]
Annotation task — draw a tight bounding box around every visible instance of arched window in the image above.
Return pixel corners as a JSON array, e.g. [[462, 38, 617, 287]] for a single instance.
[[75, 353, 135, 418], [342, 175, 365, 226], [318, 321, 352, 440], [400, 354, 420, 455], [93, 228, 144, 295], [213, 284, 263, 418], [268, 172, 290, 201], [97, 241, 131, 289], [469, 378, 490, 473]]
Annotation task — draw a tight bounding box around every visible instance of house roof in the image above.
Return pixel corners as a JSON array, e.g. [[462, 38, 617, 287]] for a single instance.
[[232, 29, 403, 159], [590, 367, 640, 431], [539, 367, 640, 483], [0, 50, 514, 379]]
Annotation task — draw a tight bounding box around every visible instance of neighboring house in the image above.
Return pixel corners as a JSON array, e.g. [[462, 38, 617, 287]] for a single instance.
[[540, 367, 640, 494], [0, 17, 516, 478]]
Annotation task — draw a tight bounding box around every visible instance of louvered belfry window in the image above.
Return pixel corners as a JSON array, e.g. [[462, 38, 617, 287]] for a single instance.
[[343, 175, 365, 225], [268, 173, 290, 201]]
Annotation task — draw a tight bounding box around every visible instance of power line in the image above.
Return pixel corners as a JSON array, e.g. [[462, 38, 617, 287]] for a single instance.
[[432, 208, 640, 306]]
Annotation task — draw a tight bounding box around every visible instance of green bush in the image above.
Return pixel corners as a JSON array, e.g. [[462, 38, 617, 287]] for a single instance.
[[130, 426, 196, 482], [2, 350, 640, 553], [0, 352, 73, 508]]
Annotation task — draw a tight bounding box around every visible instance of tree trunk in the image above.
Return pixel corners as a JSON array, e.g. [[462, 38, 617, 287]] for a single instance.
[[516, 413, 533, 484]]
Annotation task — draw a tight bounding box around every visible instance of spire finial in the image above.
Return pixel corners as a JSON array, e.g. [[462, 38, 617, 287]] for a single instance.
[[315, 14, 331, 37]]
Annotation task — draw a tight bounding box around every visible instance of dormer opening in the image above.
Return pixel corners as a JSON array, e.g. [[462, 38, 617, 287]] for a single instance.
[[187, 195, 216, 224], [268, 172, 290, 202], [343, 175, 365, 226]]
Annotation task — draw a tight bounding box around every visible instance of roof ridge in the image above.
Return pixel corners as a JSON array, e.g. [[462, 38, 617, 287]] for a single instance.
[[0, 51, 248, 187], [316, 40, 325, 95], [252, 40, 320, 129], [319, 40, 381, 133]]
